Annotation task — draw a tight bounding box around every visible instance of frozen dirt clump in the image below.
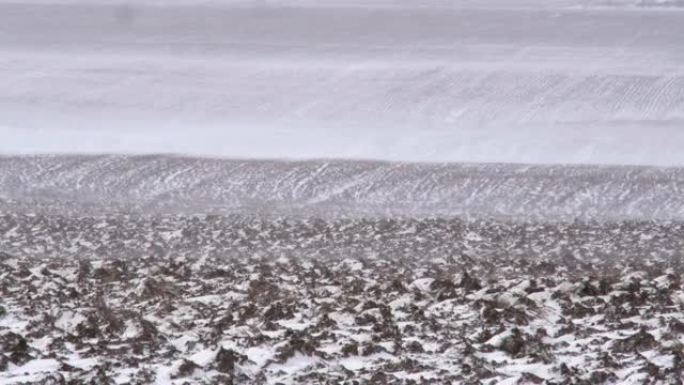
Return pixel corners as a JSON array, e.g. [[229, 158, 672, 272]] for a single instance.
[[2, 247, 684, 384]]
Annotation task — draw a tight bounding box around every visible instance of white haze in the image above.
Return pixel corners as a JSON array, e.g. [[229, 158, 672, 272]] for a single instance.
[[1, 0, 683, 165]]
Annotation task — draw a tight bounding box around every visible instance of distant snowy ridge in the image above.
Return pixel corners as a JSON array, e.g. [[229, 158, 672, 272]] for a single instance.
[[2, 155, 684, 221], [2, 0, 683, 165]]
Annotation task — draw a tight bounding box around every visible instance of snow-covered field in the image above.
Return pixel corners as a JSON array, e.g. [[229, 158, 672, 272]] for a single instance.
[[1, 155, 684, 383], [2, 155, 684, 220], [1, 0, 684, 164], [3, 0, 684, 383], [3, 225, 684, 384]]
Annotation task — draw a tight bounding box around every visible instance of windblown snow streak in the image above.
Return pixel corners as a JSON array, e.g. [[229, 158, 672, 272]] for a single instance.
[[1, 0, 684, 164], [1, 155, 684, 221]]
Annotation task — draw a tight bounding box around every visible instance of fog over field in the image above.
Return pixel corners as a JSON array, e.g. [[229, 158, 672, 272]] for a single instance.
[[2, 0, 684, 164]]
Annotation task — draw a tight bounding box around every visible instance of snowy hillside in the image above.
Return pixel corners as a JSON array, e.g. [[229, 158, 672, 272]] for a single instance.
[[1, 0, 683, 164], [2, 155, 684, 221]]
